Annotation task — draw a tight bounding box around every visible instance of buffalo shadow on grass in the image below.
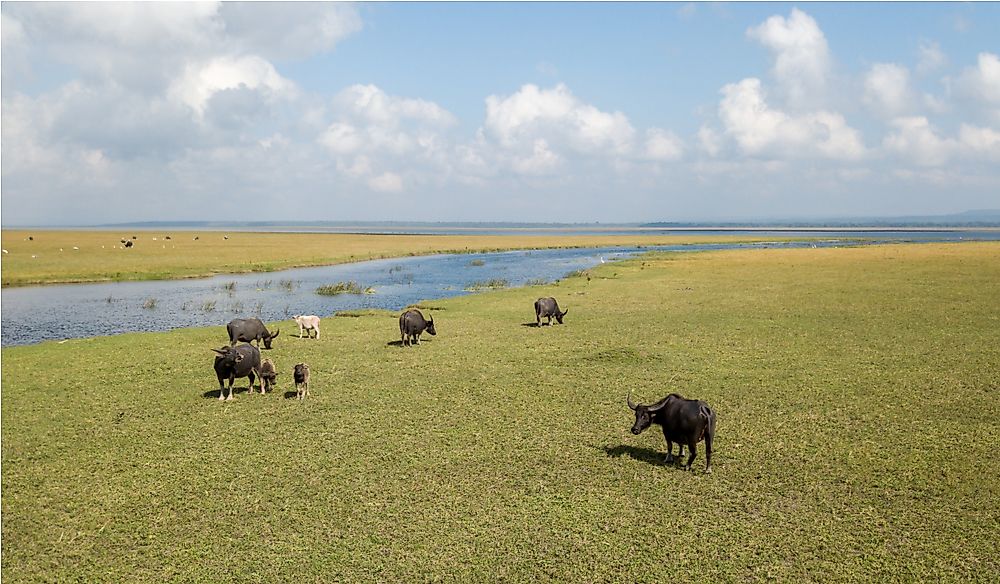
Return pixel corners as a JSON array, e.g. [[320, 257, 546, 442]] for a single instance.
[[602, 444, 670, 467], [386, 339, 435, 347], [283, 390, 299, 399], [520, 322, 541, 328], [201, 385, 260, 399]]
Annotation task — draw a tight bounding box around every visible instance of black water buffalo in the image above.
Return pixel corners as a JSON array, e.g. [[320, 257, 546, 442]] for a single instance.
[[399, 309, 436, 347], [534, 297, 568, 326], [227, 318, 280, 349], [212, 344, 262, 401], [628, 392, 716, 473]]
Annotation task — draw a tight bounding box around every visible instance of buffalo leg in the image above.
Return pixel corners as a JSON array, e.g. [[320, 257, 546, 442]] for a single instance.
[[662, 428, 679, 463], [217, 376, 226, 401], [685, 442, 697, 471], [226, 376, 236, 401], [704, 431, 713, 474], [415, 333, 421, 345]]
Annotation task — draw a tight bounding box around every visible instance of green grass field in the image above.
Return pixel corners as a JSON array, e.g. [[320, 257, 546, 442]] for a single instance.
[[3, 242, 999, 582], [0, 230, 796, 287]]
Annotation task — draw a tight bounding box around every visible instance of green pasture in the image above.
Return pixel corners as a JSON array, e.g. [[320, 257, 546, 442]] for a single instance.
[[2, 242, 998, 582], [0, 230, 794, 287]]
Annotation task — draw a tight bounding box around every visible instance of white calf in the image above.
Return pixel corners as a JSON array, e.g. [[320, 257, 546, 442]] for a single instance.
[[293, 315, 321, 339]]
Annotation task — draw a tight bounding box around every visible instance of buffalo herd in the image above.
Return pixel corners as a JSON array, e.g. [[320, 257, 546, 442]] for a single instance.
[[211, 296, 716, 473]]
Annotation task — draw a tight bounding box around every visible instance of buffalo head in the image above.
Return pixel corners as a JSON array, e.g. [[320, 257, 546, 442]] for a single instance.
[[425, 316, 436, 336], [212, 347, 245, 364], [627, 392, 666, 435], [555, 308, 568, 324], [262, 327, 279, 349]]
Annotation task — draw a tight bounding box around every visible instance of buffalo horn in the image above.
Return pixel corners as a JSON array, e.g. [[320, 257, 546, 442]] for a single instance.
[[626, 392, 637, 411]]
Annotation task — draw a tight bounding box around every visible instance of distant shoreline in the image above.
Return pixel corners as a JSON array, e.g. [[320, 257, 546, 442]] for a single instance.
[[4, 224, 999, 234]]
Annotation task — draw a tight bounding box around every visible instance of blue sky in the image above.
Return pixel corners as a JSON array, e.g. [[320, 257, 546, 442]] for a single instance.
[[2, 2, 999, 225]]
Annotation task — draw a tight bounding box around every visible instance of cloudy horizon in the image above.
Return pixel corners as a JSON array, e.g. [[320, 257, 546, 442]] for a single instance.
[[2, 2, 999, 226]]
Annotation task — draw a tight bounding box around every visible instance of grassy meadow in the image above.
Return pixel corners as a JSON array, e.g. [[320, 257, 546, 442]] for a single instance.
[[2, 242, 999, 582], [0, 230, 795, 287]]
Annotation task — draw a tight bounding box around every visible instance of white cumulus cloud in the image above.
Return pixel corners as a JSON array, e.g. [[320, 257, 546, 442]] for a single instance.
[[863, 63, 915, 118], [955, 52, 1000, 123], [483, 83, 636, 156], [746, 8, 831, 108], [718, 78, 865, 160], [169, 55, 296, 116], [882, 117, 956, 166]]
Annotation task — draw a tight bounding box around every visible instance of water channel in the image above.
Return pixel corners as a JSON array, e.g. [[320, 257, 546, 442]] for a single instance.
[[0, 235, 990, 346]]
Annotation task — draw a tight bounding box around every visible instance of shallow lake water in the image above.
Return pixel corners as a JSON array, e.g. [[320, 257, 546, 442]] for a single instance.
[[0, 236, 982, 346]]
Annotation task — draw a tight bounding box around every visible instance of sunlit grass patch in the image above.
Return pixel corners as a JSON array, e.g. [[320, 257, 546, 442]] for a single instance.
[[2, 242, 998, 581]]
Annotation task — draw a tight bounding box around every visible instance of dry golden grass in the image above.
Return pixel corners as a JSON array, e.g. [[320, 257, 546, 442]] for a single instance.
[[0, 229, 794, 287]]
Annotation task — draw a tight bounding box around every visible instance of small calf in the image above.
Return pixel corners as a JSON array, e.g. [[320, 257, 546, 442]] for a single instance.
[[294, 363, 311, 400], [260, 358, 278, 393], [293, 315, 321, 339]]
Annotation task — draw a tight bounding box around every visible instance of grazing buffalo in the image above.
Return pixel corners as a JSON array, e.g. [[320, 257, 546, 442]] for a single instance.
[[399, 309, 436, 347], [534, 297, 568, 326], [212, 344, 262, 401], [294, 363, 311, 400], [260, 358, 278, 393], [627, 392, 716, 473], [293, 315, 321, 339], [227, 318, 280, 349]]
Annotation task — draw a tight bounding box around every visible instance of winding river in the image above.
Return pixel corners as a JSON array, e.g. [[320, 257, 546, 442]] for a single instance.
[[0, 235, 992, 347]]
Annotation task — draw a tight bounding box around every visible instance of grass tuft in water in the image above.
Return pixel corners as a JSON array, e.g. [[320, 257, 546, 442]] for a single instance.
[[465, 278, 509, 291], [316, 281, 365, 296]]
